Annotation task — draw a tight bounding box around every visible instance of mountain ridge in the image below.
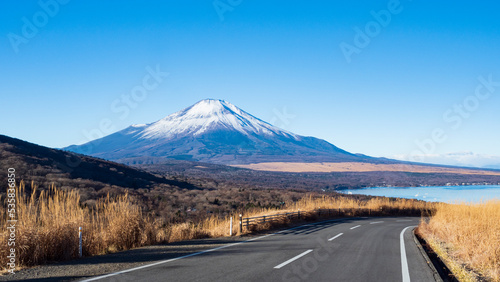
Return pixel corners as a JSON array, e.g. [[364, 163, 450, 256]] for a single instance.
[[0, 134, 197, 193], [2, 133, 500, 196], [65, 99, 379, 165]]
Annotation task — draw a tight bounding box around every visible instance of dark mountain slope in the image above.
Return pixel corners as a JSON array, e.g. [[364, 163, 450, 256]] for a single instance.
[[0, 134, 196, 192]]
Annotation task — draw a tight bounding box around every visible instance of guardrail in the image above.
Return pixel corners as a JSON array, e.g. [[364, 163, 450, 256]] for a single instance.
[[239, 210, 302, 233], [239, 208, 349, 233], [237, 206, 425, 234]]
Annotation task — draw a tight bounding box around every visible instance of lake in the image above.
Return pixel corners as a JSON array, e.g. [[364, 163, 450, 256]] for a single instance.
[[345, 185, 500, 203]]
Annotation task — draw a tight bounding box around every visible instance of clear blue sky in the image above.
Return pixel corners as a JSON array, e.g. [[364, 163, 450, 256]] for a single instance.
[[1, 0, 499, 159]]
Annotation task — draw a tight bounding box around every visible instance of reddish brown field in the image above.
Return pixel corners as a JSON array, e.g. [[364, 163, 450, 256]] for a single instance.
[[233, 161, 500, 175]]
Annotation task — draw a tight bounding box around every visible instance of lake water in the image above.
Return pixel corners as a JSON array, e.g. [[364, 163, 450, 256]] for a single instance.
[[345, 185, 500, 203]]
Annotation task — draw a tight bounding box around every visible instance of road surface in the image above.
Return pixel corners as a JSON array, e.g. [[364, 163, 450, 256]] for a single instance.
[[81, 217, 438, 282]]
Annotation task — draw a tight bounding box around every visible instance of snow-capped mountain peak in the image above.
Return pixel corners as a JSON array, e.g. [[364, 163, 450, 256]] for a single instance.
[[65, 99, 359, 164], [181, 99, 241, 117], [140, 99, 297, 139]]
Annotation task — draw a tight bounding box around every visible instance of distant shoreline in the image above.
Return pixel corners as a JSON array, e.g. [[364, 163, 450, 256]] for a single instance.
[[343, 185, 500, 203]]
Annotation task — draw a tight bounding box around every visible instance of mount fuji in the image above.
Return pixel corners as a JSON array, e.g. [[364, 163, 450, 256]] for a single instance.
[[65, 99, 379, 165]]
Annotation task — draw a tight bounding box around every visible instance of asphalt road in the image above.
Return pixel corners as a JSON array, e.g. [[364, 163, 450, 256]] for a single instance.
[[80, 217, 437, 282]]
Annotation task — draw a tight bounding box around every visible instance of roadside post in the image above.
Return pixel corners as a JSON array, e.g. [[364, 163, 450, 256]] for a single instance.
[[239, 214, 243, 234], [78, 227, 82, 258], [230, 216, 233, 236]]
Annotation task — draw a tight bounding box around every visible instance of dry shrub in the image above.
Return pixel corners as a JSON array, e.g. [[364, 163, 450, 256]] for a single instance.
[[224, 195, 435, 235], [0, 182, 162, 271], [419, 201, 500, 282], [167, 222, 210, 242]]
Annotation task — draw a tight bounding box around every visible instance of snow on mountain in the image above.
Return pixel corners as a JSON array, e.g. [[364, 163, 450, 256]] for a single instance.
[[139, 99, 298, 140], [65, 99, 372, 164]]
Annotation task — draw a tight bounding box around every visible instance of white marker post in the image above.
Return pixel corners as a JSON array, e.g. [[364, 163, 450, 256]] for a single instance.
[[229, 217, 233, 236], [79, 227, 82, 258], [239, 214, 243, 234]]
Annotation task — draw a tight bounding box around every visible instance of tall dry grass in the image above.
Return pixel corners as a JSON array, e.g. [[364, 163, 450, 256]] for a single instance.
[[240, 194, 433, 220], [0, 182, 222, 272], [1, 182, 435, 272], [418, 201, 500, 282], [206, 194, 436, 235], [0, 182, 167, 270]]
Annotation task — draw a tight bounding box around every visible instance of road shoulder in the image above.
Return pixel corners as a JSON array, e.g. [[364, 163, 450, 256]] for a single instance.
[[0, 236, 250, 282]]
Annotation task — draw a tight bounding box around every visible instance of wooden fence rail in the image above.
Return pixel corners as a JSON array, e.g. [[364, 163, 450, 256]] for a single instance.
[[237, 206, 427, 234]]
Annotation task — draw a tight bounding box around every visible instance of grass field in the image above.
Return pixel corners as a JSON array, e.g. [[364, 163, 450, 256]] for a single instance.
[[233, 162, 500, 175], [418, 201, 500, 282]]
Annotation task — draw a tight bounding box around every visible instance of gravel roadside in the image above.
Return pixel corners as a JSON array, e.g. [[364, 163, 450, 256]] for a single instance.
[[0, 235, 256, 282]]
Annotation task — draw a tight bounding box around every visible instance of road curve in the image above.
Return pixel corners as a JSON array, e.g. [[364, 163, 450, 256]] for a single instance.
[[80, 217, 437, 282]]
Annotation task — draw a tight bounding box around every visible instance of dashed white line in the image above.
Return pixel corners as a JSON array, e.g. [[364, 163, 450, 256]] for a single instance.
[[400, 226, 417, 282], [328, 233, 343, 241], [80, 218, 349, 281], [274, 250, 313, 269], [350, 225, 361, 230], [370, 221, 384, 224], [82, 216, 387, 281]]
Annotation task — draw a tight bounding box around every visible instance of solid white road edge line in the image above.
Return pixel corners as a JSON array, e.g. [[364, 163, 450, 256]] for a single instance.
[[350, 225, 361, 230], [328, 233, 343, 241], [79, 217, 351, 281], [273, 250, 313, 269], [79, 241, 247, 282], [400, 226, 417, 282]]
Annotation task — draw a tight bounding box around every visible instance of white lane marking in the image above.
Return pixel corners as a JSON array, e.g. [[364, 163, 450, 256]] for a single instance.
[[80, 217, 351, 281], [274, 250, 313, 269], [328, 233, 343, 241], [80, 234, 274, 282], [370, 221, 384, 224], [81, 216, 390, 281], [79, 242, 247, 281], [397, 220, 413, 222], [350, 225, 361, 230], [400, 226, 417, 282]]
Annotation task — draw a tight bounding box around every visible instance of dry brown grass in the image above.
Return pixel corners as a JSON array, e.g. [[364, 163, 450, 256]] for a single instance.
[[0, 182, 220, 272], [0, 181, 167, 271], [1, 182, 435, 272], [418, 201, 500, 282], [220, 195, 436, 234], [233, 162, 500, 175]]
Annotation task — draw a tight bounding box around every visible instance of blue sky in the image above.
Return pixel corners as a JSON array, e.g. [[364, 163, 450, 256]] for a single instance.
[[1, 0, 499, 162]]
